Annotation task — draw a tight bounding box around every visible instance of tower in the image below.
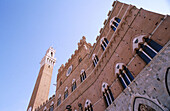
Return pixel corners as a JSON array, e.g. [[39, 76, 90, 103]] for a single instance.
[[27, 47, 56, 111]]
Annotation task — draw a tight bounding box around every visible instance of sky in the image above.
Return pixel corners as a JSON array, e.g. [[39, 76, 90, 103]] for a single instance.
[[0, 0, 169, 111]]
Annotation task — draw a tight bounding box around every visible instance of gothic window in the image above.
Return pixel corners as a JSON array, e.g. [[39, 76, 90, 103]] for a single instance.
[[64, 87, 69, 99], [66, 65, 73, 76], [92, 54, 99, 67], [115, 63, 134, 89], [78, 56, 82, 64], [102, 82, 114, 107], [72, 79, 77, 92], [43, 106, 47, 111], [100, 37, 109, 51], [80, 69, 86, 82], [78, 103, 83, 111], [110, 17, 121, 31], [57, 94, 61, 106], [133, 35, 163, 64], [84, 99, 93, 111], [49, 101, 54, 111], [60, 79, 62, 86]]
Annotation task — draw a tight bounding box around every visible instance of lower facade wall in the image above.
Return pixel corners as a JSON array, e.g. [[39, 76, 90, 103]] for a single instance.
[[106, 41, 170, 111]]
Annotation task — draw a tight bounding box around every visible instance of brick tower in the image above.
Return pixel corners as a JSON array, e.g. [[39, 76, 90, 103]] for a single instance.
[[27, 47, 56, 111]]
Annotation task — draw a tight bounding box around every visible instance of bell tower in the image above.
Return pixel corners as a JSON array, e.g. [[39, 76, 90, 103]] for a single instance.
[[27, 47, 56, 111]]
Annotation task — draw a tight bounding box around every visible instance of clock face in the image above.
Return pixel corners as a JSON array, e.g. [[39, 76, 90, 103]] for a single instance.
[[66, 65, 73, 76]]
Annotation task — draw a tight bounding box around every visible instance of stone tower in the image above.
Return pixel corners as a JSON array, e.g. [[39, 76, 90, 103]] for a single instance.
[[27, 47, 56, 111]]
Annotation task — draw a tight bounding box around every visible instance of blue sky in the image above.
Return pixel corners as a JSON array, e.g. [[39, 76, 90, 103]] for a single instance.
[[0, 0, 169, 111]]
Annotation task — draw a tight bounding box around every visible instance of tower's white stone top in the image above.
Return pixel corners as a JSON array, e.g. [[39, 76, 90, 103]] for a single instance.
[[40, 47, 56, 67]]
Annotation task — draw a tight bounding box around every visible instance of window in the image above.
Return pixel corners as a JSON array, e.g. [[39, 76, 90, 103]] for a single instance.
[[84, 100, 93, 111], [110, 17, 121, 31], [72, 79, 76, 92], [60, 79, 62, 86], [64, 87, 68, 99], [100, 37, 109, 51], [115, 63, 134, 89], [133, 35, 163, 64], [49, 101, 54, 111], [102, 82, 114, 107], [43, 107, 47, 111], [92, 54, 99, 67], [78, 56, 82, 63], [80, 69, 86, 82], [66, 65, 73, 76], [57, 94, 61, 106], [78, 103, 83, 111]]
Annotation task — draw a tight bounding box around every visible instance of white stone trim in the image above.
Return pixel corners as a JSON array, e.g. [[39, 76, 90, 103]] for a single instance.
[[102, 82, 109, 92], [50, 101, 54, 106], [84, 99, 92, 108], [132, 35, 146, 51]]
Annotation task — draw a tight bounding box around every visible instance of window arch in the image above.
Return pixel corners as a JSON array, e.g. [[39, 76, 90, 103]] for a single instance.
[[57, 94, 61, 106], [66, 65, 73, 76], [84, 99, 93, 111], [43, 106, 47, 111], [64, 87, 68, 99], [102, 82, 114, 107], [110, 17, 121, 31], [133, 35, 163, 64], [92, 54, 99, 67], [115, 63, 134, 89], [49, 101, 54, 111], [80, 69, 86, 82], [100, 37, 109, 51], [72, 79, 77, 92]]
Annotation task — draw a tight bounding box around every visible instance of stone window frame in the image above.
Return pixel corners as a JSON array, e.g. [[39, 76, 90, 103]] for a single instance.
[[64, 87, 69, 99], [100, 37, 109, 51], [133, 35, 162, 64], [92, 54, 99, 67], [57, 94, 61, 106], [71, 79, 77, 92], [102, 82, 114, 107], [110, 17, 121, 31], [115, 63, 134, 89], [84, 99, 93, 111], [66, 65, 73, 77], [80, 69, 86, 82], [49, 101, 54, 111], [43, 106, 47, 111]]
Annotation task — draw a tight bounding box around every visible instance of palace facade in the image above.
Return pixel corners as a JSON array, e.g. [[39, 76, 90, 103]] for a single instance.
[[27, 1, 170, 111]]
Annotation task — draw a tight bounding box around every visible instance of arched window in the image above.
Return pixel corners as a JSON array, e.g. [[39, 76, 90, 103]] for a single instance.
[[115, 63, 134, 89], [133, 35, 163, 64], [80, 69, 86, 82], [57, 94, 61, 106], [78, 103, 83, 111], [64, 87, 68, 99], [92, 54, 99, 67], [78, 56, 82, 64], [72, 79, 76, 92], [84, 99, 93, 111], [100, 37, 109, 51], [43, 106, 47, 111], [60, 79, 62, 86], [49, 101, 54, 111], [102, 82, 114, 107], [110, 17, 121, 31]]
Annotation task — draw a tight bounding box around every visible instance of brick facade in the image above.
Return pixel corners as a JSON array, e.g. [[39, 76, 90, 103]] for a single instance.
[[27, 1, 170, 111]]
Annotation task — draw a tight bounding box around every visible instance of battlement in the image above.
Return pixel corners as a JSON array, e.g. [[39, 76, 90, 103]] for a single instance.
[[57, 36, 92, 80]]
